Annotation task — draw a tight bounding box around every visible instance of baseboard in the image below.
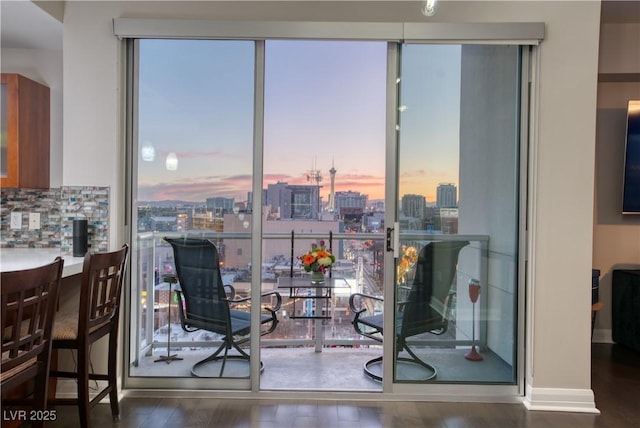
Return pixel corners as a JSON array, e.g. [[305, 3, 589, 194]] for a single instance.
[[591, 328, 613, 344], [54, 379, 79, 399], [523, 385, 600, 413]]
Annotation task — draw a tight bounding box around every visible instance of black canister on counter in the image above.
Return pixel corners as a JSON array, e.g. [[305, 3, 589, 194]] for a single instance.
[[73, 219, 88, 257]]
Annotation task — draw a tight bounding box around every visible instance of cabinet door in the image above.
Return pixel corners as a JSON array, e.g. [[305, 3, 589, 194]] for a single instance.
[[1, 74, 19, 187], [0, 73, 50, 189]]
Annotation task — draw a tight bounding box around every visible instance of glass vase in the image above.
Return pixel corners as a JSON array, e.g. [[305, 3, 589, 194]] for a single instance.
[[311, 270, 325, 283]]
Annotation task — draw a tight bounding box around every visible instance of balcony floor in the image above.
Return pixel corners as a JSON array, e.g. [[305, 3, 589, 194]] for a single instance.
[[130, 345, 513, 390]]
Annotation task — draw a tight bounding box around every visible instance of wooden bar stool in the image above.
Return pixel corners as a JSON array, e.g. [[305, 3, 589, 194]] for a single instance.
[[1, 258, 64, 428], [48, 244, 128, 428]]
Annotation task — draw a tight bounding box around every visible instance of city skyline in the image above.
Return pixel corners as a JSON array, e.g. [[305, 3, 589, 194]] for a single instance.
[[137, 39, 461, 203], [136, 179, 456, 209]]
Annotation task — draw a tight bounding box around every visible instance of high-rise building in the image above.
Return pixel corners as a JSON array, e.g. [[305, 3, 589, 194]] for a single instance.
[[436, 183, 457, 208], [289, 185, 321, 219], [334, 191, 367, 224], [401, 194, 426, 219], [266, 182, 289, 219], [265, 182, 321, 220]]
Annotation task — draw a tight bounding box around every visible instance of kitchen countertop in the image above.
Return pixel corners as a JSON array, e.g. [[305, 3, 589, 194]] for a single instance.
[[0, 248, 85, 277]]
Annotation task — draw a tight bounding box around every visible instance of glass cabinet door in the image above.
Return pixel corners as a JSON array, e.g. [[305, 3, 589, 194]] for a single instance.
[[1, 82, 7, 179]]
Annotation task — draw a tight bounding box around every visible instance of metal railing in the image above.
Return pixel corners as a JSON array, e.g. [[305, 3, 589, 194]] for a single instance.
[[130, 230, 489, 366]]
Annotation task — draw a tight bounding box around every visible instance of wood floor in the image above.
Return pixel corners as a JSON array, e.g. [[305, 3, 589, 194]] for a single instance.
[[22, 343, 640, 427]]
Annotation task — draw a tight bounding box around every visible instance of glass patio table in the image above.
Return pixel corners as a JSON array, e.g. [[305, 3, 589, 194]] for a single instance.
[[277, 276, 353, 352]]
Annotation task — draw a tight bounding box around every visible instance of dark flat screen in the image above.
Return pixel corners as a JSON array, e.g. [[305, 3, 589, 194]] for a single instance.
[[623, 100, 640, 214]]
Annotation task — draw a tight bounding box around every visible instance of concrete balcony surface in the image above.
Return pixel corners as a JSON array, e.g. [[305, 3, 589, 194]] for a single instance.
[[130, 345, 513, 390]]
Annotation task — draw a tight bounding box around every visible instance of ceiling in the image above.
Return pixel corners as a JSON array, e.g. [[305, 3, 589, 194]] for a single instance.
[[1, 1, 639, 52], [1, 0, 62, 51]]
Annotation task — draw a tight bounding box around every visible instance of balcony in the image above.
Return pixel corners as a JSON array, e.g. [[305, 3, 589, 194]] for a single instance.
[[128, 231, 515, 388]]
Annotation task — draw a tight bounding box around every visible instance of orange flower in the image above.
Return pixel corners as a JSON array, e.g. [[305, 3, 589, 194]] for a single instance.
[[316, 250, 329, 258], [299, 240, 336, 273]]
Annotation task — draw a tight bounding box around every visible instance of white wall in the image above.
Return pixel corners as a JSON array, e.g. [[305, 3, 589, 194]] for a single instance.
[[60, 0, 601, 410], [1, 47, 63, 187]]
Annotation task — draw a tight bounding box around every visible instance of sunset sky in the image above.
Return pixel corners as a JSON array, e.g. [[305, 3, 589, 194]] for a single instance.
[[137, 39, 460, 203]]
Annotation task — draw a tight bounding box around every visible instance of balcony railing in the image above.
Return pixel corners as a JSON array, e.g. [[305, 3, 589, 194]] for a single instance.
[[130, 230, 488, 367]]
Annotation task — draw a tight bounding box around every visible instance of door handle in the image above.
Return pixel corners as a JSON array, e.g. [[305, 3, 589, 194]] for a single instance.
[[386, 223, 400, 258]]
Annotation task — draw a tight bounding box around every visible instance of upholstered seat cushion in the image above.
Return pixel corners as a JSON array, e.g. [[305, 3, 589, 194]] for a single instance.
[[52, 308, 79, 341], [229, 310, 273, 336], [52, 310, 110, 341]]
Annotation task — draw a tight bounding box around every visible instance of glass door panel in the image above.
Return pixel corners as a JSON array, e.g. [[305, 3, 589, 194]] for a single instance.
[[126, 36, 524, 392], [129, 39, 255, 388], [394, 44, 520, 384], [260, 40, 387, 391]]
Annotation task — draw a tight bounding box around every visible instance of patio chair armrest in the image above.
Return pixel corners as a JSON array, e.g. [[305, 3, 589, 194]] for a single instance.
[[229, 292, 283, 313], [260, 290, 283, 313], [349, 292, 383, 314], [229, 295, 251, 304]]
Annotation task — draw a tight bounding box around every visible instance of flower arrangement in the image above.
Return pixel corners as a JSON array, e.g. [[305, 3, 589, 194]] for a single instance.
[[397, 245, 418, 284], [299, 240, 336, 274]]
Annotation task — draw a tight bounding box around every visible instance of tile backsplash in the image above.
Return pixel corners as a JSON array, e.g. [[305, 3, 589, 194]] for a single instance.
[[0, 186, 109, 254]]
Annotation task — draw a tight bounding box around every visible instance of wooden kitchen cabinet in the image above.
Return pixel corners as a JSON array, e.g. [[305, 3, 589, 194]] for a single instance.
[[1, 73, 50, 189]]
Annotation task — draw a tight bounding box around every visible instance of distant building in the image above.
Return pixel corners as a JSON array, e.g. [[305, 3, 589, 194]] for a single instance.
[[206, 197, 235, 217], [367, 212, 385, 232], [368, 200, 385, 212], [192, 211, 223, 231], [150, 216, 177, 232], [265, 182, 290, 219], [398, 213, 423, 231], [289, 185, 321, 219], [440, 207, 459, 234], [437, 183, 457, 208], [266, 182, 321, 220], [176, 213, 189, 231], [335, 191, 367, 215], [401, 194, 426, 219]]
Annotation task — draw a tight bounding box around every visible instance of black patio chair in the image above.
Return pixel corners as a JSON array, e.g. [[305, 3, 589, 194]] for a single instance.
[[349, 240, 469, 381], [163, 237, 282, 377]]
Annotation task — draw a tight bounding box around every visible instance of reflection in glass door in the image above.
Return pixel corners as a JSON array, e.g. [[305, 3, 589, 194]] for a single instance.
[[394, 44, 521, 384]]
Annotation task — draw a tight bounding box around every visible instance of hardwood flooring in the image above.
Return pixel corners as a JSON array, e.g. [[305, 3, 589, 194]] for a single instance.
[[13, 343, 640, 427]]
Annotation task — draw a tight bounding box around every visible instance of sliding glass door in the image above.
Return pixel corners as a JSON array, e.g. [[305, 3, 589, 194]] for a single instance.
[[391, 43, 522, 385], [128, 39, 256, 389], [259, 40, 387, 391], [125, 35, 527, 394]]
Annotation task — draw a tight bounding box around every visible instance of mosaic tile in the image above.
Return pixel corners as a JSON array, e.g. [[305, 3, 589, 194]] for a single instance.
[[0, 186, 109, 253]]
